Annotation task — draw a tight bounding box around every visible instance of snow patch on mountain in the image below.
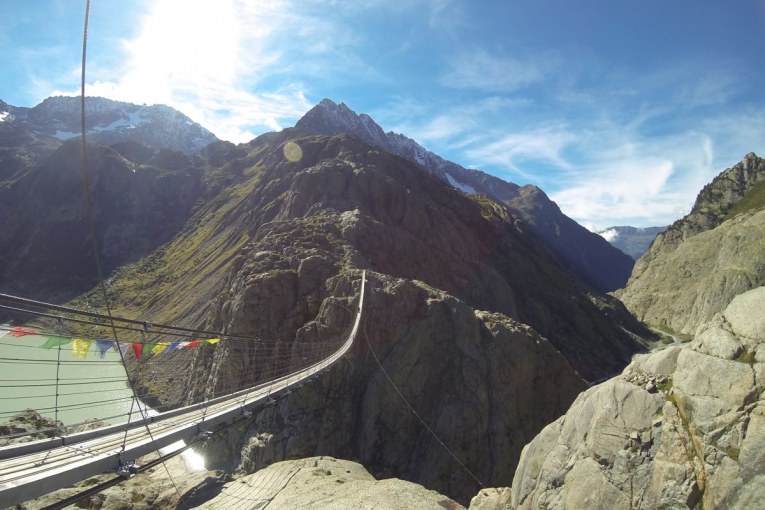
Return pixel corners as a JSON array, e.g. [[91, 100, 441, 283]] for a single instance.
[[0, 111, 8, 123], [445, 172, 477, 194], [53, 131, 79, 140], [4, 96, 218, 154]]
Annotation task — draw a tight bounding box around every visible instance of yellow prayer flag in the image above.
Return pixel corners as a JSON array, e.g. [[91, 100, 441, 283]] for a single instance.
[[73, 338, 94, 358], [153, 342, 171, 354], [206, 338, 221, 345]]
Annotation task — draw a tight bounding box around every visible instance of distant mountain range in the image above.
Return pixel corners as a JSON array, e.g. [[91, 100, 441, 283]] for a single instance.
[[0, 95, 635, 292], [0, 96, 216, 159], [597, 225, 666, 260]]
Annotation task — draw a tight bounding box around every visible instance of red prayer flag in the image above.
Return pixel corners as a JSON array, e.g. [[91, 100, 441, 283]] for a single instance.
[[9, 326, 39, 338], [187, 340, 201, 348], [130, 343, 143, 359]]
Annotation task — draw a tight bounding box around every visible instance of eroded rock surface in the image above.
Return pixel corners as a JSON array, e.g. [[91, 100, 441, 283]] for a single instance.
[[510, 286, 765, 509], [195, 457, 465, 510]]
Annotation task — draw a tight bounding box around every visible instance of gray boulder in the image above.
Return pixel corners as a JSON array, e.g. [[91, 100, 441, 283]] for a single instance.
[[509, 286, 765, 509]]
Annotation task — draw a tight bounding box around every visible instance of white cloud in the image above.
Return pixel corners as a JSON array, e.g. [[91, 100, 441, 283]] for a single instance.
[[599, 228, 619, 242], [551, 158, 677, 227], [54, 0, 341, 142]]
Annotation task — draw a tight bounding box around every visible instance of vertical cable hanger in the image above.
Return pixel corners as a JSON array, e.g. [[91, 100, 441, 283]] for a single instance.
[[53, 316, 64, 430]]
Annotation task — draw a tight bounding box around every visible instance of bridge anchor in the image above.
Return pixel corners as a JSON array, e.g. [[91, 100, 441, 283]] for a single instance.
[[116, 462, 138, 479]]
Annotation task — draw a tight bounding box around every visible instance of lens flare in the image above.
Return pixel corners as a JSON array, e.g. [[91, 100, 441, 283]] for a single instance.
[[283, 141, 302, 162]]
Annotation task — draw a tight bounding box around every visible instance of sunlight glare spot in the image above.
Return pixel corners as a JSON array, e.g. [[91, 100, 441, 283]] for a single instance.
[[182, 448, 207, 472], [284, 141, 303, 162]]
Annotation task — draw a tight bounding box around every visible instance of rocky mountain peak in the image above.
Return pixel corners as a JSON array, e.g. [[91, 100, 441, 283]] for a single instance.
[[296, 98, 390, 149], [294, 99, 635, 292], [689, 152, 765, 222]]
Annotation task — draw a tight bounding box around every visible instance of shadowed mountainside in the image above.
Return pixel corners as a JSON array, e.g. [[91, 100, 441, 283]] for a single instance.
[[0, 140, 205, 302]]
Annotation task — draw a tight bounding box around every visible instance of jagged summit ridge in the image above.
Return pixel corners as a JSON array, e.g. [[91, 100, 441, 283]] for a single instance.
[[297, 98, 473, 187], [295, 98, 635, 292]]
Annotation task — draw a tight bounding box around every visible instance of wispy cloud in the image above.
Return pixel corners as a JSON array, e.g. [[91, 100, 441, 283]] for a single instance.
[[465, 126, 576, 176], [440, 49, 550, 92]]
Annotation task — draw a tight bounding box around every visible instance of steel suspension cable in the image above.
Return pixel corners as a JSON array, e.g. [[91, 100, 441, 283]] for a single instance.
[[362, 323, 484, 490], [77, 1, 185, 505]]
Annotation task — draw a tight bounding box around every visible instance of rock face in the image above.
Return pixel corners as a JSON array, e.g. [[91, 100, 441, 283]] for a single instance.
[[196, 457, 465, 509], [296, 99, 634, 292], [597, 225, 667, 260], [510, 286, 765, 510], [618, 153, 765, 335]]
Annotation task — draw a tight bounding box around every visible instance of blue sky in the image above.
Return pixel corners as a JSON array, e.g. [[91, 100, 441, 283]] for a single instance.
[[2, 0, 764, 229]]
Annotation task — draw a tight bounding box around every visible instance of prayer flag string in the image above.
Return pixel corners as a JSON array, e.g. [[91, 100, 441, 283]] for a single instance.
[[0, 325, 220, 359]]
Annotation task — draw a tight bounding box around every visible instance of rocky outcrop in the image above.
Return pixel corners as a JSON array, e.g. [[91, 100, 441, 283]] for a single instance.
[[617, 199, 765, 335], [0, 410, 60, 446], [18, 453, 221, 510], [295, 99, 634, 292], [196, 457, 465, 509], [211, 273, 586, 504], [510, 286, 765, 509], [642, 153, 765, 258]]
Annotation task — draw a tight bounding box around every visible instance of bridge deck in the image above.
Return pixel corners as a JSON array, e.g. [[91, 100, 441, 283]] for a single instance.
[[0, 272, 365, 507]]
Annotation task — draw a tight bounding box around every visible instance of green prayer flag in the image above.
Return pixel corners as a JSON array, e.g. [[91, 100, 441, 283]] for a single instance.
[[40, 336, 72, 349]]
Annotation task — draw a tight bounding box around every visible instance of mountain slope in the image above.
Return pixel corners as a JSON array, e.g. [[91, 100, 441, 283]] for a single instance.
[[295, 99, 634, 292], [0, 100, 60, 181], [0, 140, 205, 301], [617, 153, 765, 334], [85, 130, 648, 502]]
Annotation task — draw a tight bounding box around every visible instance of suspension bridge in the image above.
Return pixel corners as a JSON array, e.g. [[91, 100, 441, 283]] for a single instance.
[[0, 271, 365, 507]]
